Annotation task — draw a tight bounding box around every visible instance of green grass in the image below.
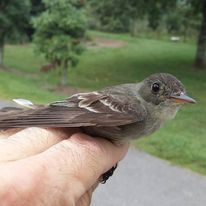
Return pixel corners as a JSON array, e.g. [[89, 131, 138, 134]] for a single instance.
[[0, 70, 62, 103], [1, 31, 206, 175]]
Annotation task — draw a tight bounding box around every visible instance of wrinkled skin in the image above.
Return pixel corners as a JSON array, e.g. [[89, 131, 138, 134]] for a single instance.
[[0, 128, 128, 206]]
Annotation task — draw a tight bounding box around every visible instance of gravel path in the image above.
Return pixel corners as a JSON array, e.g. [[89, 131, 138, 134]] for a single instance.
[[92, 148, 206, 206]]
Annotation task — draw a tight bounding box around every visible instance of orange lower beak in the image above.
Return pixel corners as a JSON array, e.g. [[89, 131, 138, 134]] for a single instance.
[[170, 94, 196, 104]]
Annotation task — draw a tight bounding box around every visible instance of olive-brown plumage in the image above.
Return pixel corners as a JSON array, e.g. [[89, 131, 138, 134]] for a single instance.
[[0, 73, 195, 142]]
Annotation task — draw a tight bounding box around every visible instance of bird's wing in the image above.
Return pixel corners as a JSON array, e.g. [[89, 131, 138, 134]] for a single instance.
[[0, 92, 147, 128]]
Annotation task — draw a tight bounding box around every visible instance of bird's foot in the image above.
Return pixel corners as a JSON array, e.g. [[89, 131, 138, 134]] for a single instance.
[[100, 164, 118, 184]]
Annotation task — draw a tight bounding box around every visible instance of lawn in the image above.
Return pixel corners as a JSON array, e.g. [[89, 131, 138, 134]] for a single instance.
[[1, 31, 206, 175]]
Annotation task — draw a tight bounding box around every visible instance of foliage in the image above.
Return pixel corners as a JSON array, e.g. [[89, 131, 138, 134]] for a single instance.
[[165, 1, 200, 37], [0, 0, 31, 41], [88, 0, 201, 36], [192, 0, 206, 69], [0, 0, 31, 65], [24, 0, 45, 40], [88, 0, 130, 32], [88, 0, 176, 34], [32, 0, 87, 85]]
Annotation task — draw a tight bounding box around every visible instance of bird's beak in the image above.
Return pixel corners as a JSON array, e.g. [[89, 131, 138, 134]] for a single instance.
[[170, 94, 196, 104]]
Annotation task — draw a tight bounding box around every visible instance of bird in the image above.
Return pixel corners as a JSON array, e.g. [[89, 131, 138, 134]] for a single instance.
[[0, 73, 195, 142], [0, 73, 196, 183]]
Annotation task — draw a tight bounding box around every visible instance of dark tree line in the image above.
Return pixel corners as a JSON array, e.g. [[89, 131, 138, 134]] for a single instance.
[[194, 0, 206, 69], [88, 0, 206, 70], [1, 0, 206, 70], [0, 0, 31, 66]]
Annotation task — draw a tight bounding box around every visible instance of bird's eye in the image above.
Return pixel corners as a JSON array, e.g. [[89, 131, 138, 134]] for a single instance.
[[152, 83, 160, 93]]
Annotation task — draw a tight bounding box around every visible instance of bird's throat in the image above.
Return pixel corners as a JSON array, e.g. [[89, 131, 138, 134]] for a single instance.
[[154, 104, 180, 128]]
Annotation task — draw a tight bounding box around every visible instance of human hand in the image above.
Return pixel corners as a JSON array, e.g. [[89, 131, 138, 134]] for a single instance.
[[0, 127, 128, 206]]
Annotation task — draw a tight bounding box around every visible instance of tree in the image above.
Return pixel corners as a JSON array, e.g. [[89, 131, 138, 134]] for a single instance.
[[89, 0, 206, 69], [25, 0, 45, 41], [165, 0, 206, 70], [194, 0, 206, 69], [88, 0, 130, 32], [88, 0, 176, 35], [33, 0, 87, 85], [0, 0, 31, 66], [88, 0, 152, 35], [175, 0, 206, 69]]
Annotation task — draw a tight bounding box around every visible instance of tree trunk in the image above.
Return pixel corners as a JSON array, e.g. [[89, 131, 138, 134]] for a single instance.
[[0, 38, 4, 67], [60, 60, 69, 86], [130, 18, 139, 37], [194, 0, 206, 69]]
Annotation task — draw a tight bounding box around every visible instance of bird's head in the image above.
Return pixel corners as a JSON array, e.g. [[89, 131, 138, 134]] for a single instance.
[[139, 73, 196, 108]]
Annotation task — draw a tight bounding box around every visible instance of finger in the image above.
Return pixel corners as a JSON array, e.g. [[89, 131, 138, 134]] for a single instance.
[[0, 127, 79, 162], [76, 182, 99, 206], [76, 183, 99, 206], [90, 181, 99, 192], [0, 128, 22, 138], [0, 133, 128, 205], [36, 133, 129, 201]]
